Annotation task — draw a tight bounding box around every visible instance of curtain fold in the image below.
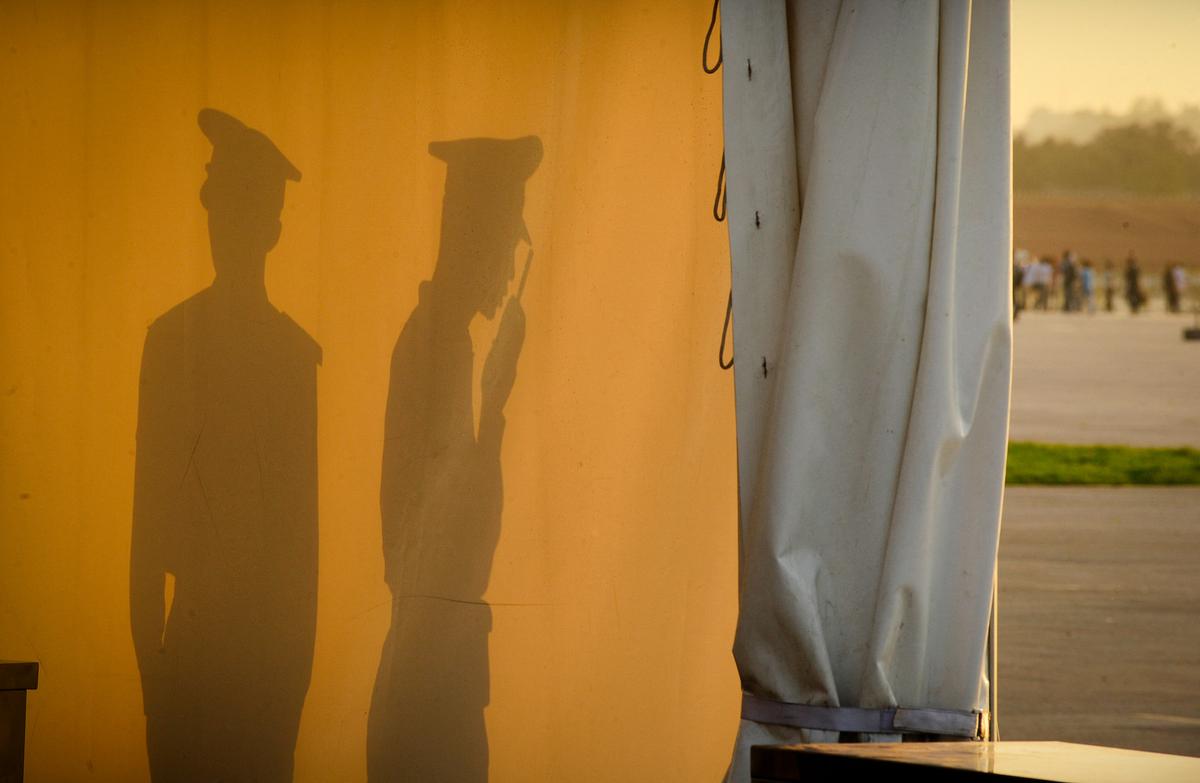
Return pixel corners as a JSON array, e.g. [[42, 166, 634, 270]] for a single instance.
[[721, 1, 1011, 778]]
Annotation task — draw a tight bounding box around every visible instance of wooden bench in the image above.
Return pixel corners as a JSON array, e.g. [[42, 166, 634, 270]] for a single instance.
[[0, 662, 38, 783], [751, 740, 1200, 782]]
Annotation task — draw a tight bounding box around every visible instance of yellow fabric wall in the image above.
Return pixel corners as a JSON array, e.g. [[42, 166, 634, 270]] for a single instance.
[[0, 1, 739, 780]]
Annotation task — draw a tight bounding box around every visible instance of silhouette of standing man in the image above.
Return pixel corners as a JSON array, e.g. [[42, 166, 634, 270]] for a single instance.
[[367, 136, 541, 782], [130, 109, 320, 782]]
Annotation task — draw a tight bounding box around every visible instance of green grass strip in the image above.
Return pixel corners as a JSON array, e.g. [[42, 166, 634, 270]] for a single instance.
[[1006, 441, 1200, 486]]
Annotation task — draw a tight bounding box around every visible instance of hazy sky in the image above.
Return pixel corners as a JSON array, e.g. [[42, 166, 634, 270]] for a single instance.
[[1012, 0, 1200, 128]]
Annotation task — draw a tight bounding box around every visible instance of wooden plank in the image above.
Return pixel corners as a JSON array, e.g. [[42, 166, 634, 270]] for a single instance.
[[751, 741, 1200, 783]]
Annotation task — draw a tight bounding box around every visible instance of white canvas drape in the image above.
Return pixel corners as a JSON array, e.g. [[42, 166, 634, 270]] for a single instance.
[[720, 1, 1011, 778]]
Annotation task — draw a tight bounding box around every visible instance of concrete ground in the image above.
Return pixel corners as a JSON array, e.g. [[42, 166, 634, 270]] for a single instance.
[[1010, 309, 1200, 447], [999, 487, 1200, 756], [1001, 310, 1200, 756]]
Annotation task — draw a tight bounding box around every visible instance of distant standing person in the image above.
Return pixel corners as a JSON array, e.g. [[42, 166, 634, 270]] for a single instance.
[[1103, 259, 1115, 312], [1033, 256, 1051, 310], [1080, 259, 1095, 314], [1060, 250, 1077, 312], [1173, 263, 1189, 312], [1163, 263, 1180, 312], [1125, 253, 1143, 314]]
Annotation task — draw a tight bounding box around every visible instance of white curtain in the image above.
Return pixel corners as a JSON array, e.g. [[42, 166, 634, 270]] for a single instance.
[[720, 1, 1011, 778]]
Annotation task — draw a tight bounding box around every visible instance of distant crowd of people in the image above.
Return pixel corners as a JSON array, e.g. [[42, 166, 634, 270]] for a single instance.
[[1013, 249, 1191, 320]]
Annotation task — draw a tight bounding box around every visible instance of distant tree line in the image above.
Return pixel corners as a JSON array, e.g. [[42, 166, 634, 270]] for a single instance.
[[1014, 121, 1200, 195]]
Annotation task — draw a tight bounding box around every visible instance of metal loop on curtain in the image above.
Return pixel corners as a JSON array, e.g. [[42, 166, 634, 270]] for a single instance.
[[713, 152, 727, 222], [719, 290, 734, 370], [702, 0, 722, 74]]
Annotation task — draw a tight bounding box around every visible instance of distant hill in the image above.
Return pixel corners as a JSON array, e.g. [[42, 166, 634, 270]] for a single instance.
[[1021, 98, 1200, 145], [1015, 99, 1200, 264], [1016, 100, 1200, 197], [1015, 123, 1200, 196]]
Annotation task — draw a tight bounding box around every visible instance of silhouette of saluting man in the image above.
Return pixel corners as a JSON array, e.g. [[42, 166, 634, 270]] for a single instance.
[[367, 136, 542, 782], [130, 109, 320, 783]]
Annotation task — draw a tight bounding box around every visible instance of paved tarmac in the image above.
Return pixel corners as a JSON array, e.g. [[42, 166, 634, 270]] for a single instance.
[[1010, 309, 1200, 448], [999, 487, 1200, 756], [1001, 310, 1200, 756]]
